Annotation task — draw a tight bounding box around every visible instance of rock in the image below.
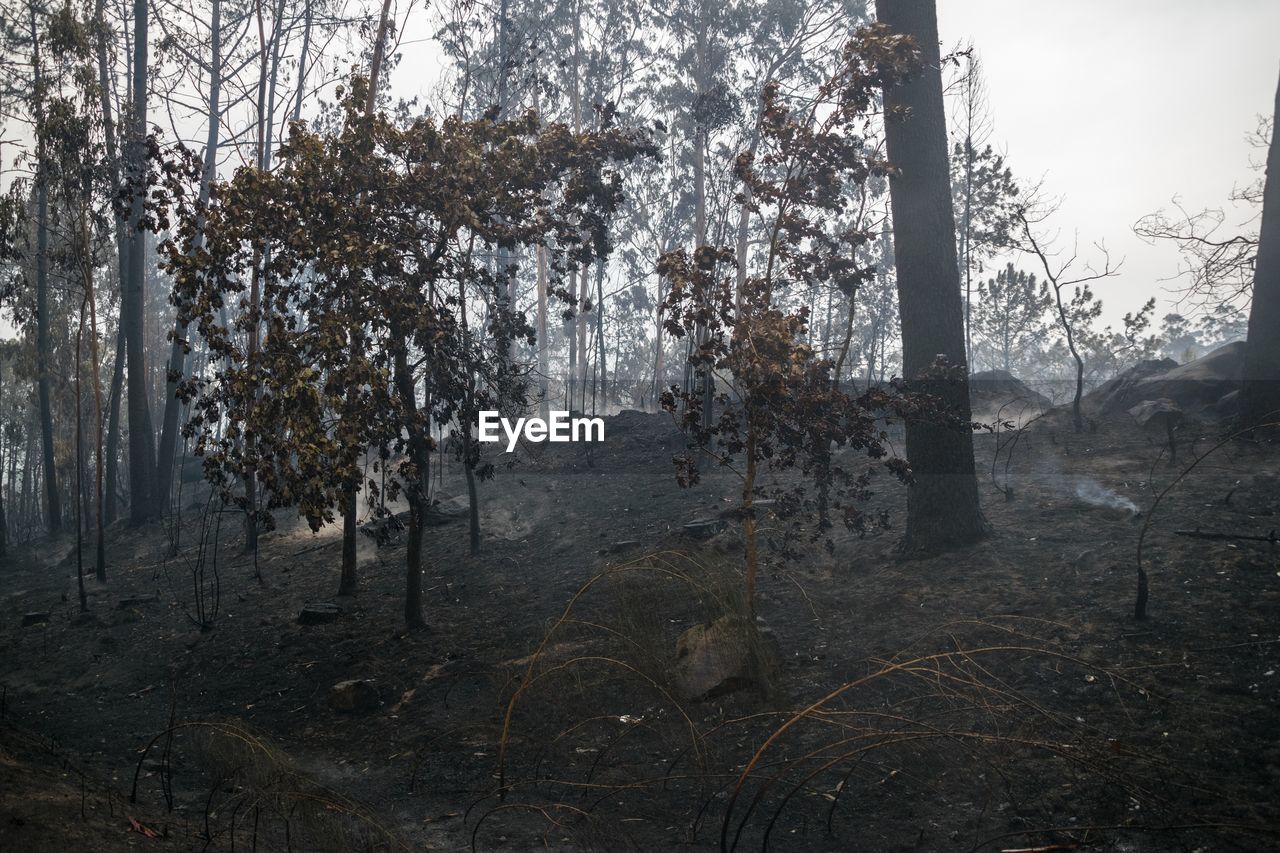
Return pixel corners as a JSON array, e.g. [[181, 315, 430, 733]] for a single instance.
[[425, 495, 470, 526], [117, 593, 159, 609], [682, 518, 726, 539], [1089, 342, 1245, 416], [1086, 358, 1180, 415], [1214, 389, 1240, 415], [21, 612, 50, 627], [673, 615, 781, 703], [969, 369, 1052, 411], [604, 540, 641, 554], [360, 511, 406, 545], [1128, 398, 1185, 461], [298, 603, 342, 625], [328, 679, 380, 714]]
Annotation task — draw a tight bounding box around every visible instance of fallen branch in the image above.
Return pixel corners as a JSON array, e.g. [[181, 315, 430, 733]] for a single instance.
[[1173, 528, 1278, 544]]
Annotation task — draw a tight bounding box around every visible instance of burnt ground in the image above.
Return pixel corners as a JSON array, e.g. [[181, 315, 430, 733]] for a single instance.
[[1, 408, 1278, 852]]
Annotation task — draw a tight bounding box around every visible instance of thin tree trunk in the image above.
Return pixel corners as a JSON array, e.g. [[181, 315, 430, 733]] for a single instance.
[[95, 0, 129, 527], [337, 0, 396, 593], [35, 167, 61, 534], [0, 359, 7, 560], [536, 245, 550, 420], [29, 12, 62, 535], [594, 260, 606, 413], [80, 201, 108, 581], [157, 0, 220, 513], [391, 331, 429, 630], [292, 0, 312, 123], [75, 302, 88, 612], [125, 0, 158, 524]]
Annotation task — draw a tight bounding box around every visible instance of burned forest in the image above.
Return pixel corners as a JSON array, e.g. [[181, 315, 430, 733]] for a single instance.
[[1, 0, 1279, 850]]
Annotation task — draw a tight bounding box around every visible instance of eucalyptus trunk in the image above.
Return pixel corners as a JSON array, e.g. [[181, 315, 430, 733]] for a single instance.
[[125, 0, 159, 524], [157, 0, 221, 513]]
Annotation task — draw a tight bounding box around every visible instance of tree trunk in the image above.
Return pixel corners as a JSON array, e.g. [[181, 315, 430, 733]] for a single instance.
[[35, 166, 62, 534], [878, 0, 986, 553], [125, 0, 158, 524], [536, 245, 550, 420], [0, 359, 7, 560], [105, 327, 125, 522], [339, 488, 357, 595], [1240, 70, 1280, 428], [157, 0, 220, 513], [29, 13, 62, 535], [95, 0, 129, 526], [292, 0, 312, 122], [391, 336, 429, 630]]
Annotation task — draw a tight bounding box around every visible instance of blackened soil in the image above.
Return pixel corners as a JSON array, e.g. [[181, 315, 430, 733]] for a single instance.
[[1, 408, 1278, 852]]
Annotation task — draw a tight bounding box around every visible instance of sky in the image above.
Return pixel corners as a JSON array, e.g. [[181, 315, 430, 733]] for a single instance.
[[934, 0, 1280, 324]]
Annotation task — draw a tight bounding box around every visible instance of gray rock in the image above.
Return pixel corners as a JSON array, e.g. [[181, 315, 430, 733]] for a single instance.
[[682, 518, 726, 539], [328, 679, 380, 714], [298, 603, 342, 625], [673, 615, 783, 703]]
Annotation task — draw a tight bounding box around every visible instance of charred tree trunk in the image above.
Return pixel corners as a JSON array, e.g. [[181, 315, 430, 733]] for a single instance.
[[35, 163, 61, 534], [96, 0, 128, 526], [1240, 70, 1280, 428], [29, 14, 62, 535], [391, 332, 429, 630], [125, 0, 158, 524], [878, 0, 987, 553]]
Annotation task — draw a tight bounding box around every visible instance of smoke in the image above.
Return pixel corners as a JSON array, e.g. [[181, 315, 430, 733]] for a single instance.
[[1073, 479, 1139, 515]]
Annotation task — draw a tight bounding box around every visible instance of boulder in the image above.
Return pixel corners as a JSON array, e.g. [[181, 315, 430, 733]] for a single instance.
[[1214, 389, 1241, 416], [1089, 342, 1245, 415], [682, 518, 726, 540], [673, 615, 782, 703], [425, 495, 470, 526], [1127, 398, 1184, 428], [1086, 358, 1179, 416], [674, 616, 755, 701], [328, 679, 380, 714], [298, 603, 342, 625], [1128, 398, 1185, 461], [969, 369, 1051, 410]]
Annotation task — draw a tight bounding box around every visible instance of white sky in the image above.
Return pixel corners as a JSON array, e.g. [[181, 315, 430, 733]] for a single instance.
[[935, 0, 1280, 323]]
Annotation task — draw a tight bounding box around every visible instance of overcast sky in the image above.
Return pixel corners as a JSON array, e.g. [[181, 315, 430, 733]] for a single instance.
[[934, 0, 1280, 324]]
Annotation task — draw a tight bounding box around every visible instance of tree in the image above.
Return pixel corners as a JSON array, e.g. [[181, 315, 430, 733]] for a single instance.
[[970, 263, 1051, 375], [169, 81, 652, 629], [661, 27, 920, 605], [156, 0, 222, 514], [877, 0, 986, 552], [25, 4, 63, 535], [945, 46, 1021, 365], [1017, 208, 1129, 431], [1240, 70, 1280, 428], [123, 0, 158, 524]]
